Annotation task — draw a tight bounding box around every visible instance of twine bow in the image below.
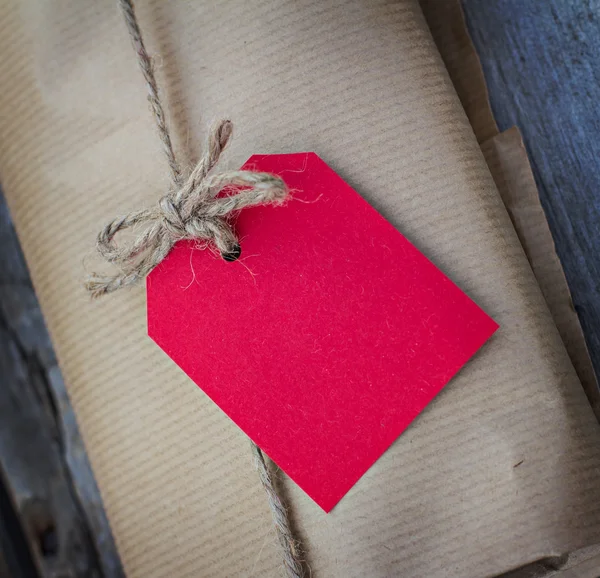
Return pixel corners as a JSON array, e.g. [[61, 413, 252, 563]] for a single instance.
[[85, 120, 288, 298]]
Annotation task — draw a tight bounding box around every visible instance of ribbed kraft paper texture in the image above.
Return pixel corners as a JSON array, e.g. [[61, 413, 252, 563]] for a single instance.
[[1, 1, 600, 577], [481, 128, 600, 418]]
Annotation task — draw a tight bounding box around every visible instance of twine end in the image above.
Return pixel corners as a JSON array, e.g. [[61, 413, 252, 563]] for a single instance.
[[216, 119, 233, 150]]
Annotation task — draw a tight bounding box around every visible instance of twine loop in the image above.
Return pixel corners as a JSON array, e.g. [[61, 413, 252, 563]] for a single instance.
[[85, 120, 288, 298]]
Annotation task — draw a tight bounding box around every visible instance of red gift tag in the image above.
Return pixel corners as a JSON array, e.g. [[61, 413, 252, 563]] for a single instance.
[[147, 153, 498, 511]]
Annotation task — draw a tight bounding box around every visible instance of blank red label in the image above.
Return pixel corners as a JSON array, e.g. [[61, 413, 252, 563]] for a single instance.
[[147, 153, 498, 511]]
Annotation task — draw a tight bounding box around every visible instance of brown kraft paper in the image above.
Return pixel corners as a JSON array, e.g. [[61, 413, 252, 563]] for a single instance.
[[1, 1, 600, 576]]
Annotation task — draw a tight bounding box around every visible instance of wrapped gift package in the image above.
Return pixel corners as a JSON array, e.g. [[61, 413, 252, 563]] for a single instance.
[[1, 1, 600, 576]]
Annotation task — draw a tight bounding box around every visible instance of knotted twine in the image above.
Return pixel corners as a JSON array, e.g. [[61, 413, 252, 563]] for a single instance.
[[85, 1, 306, 576]]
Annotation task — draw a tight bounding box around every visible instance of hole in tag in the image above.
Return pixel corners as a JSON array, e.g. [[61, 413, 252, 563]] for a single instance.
[[222, 244, 242, 262]]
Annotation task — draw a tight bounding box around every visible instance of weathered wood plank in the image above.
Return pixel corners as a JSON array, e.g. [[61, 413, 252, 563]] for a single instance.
[[461, 0, 600, 385], [0, 467, 39, 578], [0, 191, 124, 578]]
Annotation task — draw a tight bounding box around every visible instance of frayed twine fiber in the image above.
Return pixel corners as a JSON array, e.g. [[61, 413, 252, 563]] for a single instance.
[[84, 1, 306, 576]]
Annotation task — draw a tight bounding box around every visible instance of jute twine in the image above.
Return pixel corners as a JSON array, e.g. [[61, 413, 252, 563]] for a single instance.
[[85, 1, 306, 576]]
